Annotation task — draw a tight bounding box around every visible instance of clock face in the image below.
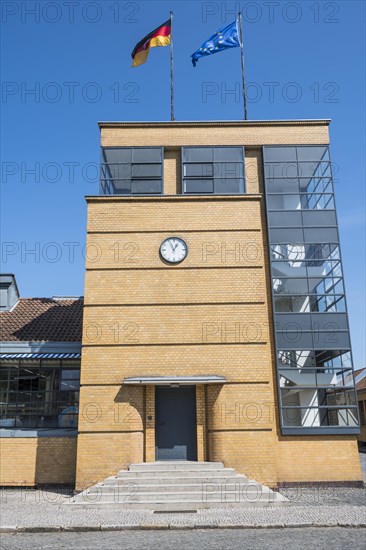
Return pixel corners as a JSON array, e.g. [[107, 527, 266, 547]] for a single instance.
[[160, 237, 188, 264]]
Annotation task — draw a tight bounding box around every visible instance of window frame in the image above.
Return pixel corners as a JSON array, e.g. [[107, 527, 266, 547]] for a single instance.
[[100, 146, 164, 196], [263, 145, 360, 435], [181, 146, 246, 195], [0, 359, 80, 432]]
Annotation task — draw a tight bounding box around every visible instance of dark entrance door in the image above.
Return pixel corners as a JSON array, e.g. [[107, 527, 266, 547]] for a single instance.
[[155, 386, 197, 460]]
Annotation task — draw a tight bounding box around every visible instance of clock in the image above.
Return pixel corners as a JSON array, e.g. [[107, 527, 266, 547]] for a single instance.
[[160, 237, 188, 264]]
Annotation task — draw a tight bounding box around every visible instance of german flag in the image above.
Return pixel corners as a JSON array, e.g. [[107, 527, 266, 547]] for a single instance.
[[131, 19, 171, 68]]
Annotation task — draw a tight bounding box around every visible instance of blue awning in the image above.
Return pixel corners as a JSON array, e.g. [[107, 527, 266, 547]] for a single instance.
[[0, 353, 81, 360]]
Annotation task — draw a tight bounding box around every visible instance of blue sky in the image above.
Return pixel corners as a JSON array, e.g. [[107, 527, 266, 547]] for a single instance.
[[1, 0, 365, 366]]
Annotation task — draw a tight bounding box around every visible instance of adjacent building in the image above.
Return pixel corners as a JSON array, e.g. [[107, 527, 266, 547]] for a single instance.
[[0, 274, 82, 485], [355, 368, 366, 446], [0, 120, 362, 489]]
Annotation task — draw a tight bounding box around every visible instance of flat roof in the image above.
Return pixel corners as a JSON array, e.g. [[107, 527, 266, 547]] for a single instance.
[[98, 119, 331, 129]]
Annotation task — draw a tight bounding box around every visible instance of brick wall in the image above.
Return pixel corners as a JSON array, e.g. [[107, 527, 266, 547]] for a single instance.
[[0, 437, 77, 486]]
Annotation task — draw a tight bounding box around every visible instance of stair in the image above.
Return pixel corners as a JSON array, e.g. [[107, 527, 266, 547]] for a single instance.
[[71, 462, 287, 510]]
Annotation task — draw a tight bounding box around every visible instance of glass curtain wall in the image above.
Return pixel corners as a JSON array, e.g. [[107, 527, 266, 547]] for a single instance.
[[263, 145, 359, 434]]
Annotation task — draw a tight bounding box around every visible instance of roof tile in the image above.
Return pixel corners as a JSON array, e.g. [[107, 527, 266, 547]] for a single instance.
[[0, 298, 83, 342]]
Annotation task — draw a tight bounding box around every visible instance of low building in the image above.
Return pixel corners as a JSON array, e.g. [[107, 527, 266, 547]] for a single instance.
[[355, 369, 366, 446], [0, 274, 82, 486], [0, 119, 363, 489]]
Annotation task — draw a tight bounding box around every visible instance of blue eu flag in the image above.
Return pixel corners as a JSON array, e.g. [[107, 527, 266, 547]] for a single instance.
[[191, 20, 240, 67]]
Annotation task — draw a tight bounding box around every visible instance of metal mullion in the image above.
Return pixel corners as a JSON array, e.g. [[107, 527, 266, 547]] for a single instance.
[[280, 385, 356, 391], [282, 404, 358, 410], [279, 367, 353, 374]]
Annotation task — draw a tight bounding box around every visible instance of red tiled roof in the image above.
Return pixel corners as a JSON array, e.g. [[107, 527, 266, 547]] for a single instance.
[[356, 376, 366, 392], [0, 298, 83, 342]]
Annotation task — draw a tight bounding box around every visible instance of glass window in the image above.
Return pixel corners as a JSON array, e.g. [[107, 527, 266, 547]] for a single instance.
[[302, 211, 337, 227], [100, 147, 163, 195], [132, 148, 162, 163], [263, 147, 297, 161], [268, 212, 302, 227], [185, 179, 214, 194], [304, 228, 339, 243], [0, 359, 80, 430], [281, 407, 357, 427], [132, 180, 162, 194], [182, 147, 245, 195], [264, 163, 298, 181], [296, 146, 329, 162]]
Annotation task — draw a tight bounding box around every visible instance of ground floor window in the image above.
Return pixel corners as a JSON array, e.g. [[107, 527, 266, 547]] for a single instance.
[[0, 359, 80, 429]]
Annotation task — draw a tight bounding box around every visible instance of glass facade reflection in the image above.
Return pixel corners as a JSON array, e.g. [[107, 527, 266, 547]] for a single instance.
[[100, 147, 163, 195], [182, 147, 245, 194], [263, 145, 359, 434], [0, 359, 80, 430]]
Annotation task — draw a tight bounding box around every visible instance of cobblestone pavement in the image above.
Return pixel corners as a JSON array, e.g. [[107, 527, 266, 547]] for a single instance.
[[1, 453, 365, 532], [1, 527, 366, 550], [1, 486, 365, 531]]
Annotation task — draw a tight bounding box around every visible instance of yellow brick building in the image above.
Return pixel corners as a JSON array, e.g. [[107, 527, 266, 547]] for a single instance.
[[76, 120, 361, 489], [0, 120, 362, 489]]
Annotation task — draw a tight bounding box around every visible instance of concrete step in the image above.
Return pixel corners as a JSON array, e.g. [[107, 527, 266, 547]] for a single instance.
[[101, 475, 248, 486], [78, 491, 284, 503], [110, 469, 240, 481], [128, 461, 224, 472], [86, 482, 267, 495], [69, 499, 286, 510], [69, 462, 288, 510]]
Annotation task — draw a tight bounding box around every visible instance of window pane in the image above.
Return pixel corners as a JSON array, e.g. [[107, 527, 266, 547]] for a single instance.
[[265, 179, 300, 194], [275, 295, 311, 313], [184, 179, 214, 193], [308, 276, 344, 295], [183, 147, 213, 162], [298, 162, 330, 179], [184, 163, 214, 177], [269, 229, 304, 243], [111, 180, 131, 194], [0, 360, 80, 431], [301, 194, 335, 210], [282, 407, 357, 427], [133, 164, 162, 178], [102, 147, 131, 163], [213, 147, 243, 161], [214, 178, 243, 194], [273, 278, 309, 294], [132, 148, 162, 163], [276, 331, 313, 349], [213, 163, 244, 179], [302, 211, 337, 227], [272, 261, 307, 277], [268, 212, 302, 227], [264, 163, 298, 181], [296, 146, 329, 162], [264, 147, 297, 161], [304, 228, 339, 243], [131, 180, 162, 194], [300, 177, 333, 194]]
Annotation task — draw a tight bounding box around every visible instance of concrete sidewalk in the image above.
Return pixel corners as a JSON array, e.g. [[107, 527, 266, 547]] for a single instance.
[[1, 486, 365, 533]]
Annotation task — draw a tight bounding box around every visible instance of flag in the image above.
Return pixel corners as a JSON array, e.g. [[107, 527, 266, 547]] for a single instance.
[[131, 19, 171, 68], [191, 20, 240, 67]]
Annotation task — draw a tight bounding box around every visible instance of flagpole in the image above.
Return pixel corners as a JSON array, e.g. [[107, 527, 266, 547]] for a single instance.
[[170, 11, 175, 121], [238, 12, 248, 120]]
